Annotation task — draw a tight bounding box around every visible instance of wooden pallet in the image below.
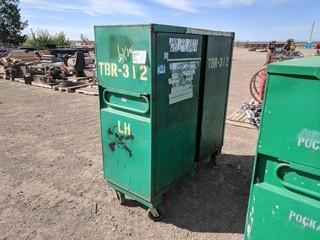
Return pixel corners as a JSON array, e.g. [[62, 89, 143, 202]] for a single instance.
[[53, 83, 90, 93], [31, 81, 58, 89], [75, 85, 98, 96], [67, 76, 93, 82], [13, 78, 26, 83], [0, 74, 9, 80], [226, 119, 257, 129], [226, 99, 258, 130]]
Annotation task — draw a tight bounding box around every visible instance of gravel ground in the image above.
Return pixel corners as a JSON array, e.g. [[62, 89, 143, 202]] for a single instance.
[[0, 48, 276, 240]]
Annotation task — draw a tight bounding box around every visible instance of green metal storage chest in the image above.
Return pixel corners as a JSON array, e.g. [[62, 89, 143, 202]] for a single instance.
[[245, 57, 320, 239], [95, 24, 234, 217]]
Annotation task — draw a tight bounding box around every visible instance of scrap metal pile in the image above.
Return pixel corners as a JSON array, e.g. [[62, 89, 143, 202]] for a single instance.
[[241, 102, 262, 127], [249, 39, 304, 102], [0, 47, 96, 90], [246, 39, 304, 126], [0, 49, 9, 58], [227, 39, 305, 129], [264, 40, 304, 62]]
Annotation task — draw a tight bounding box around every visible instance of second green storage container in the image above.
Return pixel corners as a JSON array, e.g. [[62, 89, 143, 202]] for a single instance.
[[95, 24, 234, 217], [245, 57, 320, 239]]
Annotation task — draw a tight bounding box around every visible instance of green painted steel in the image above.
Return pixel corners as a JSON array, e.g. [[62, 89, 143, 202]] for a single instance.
[[95, 24, 234, 209], [154, 32, 203, 192], [96, 25, 153, 204], [245, 56, 320, 240], [199, 35, 234, 160]]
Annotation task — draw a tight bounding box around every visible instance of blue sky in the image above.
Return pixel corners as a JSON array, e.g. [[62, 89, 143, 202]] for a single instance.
[[20, 0, 320, 41]]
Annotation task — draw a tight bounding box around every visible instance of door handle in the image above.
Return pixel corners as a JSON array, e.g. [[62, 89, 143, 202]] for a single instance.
[[103, 89, 150, 114], [275, 163, 320, 200]]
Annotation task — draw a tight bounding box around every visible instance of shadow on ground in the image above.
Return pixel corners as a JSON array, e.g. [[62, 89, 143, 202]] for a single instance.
[[119, 154, 253, 233], [158, 154, 254, 234]]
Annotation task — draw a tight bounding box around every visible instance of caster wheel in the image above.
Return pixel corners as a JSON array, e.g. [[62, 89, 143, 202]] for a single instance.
[[216, 148, 222, 155], [115, 191, 126, 205], [147, 208, 161, 220], [190, 169, 196, 178], [210, 153, 218, 168]]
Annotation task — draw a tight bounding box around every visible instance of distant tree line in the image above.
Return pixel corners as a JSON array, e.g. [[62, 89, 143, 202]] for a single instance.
[[0, 0, 27, 46], [22, 29, 71, 48], [0, 0, 70, 48]]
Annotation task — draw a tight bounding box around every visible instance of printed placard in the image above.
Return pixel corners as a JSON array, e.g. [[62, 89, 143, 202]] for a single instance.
[[132, 50, 147, 64], [169, 38, 199, 53], [168, 61, 199, 104]]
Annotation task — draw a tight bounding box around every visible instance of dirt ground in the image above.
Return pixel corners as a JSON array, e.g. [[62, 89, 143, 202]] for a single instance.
[[0, 48, 277, 240]]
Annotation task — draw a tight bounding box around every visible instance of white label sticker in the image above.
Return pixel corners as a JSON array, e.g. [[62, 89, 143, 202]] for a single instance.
[[164, 52, 169, 60], [132, 50, 147, 64], [157, 64, 166, 74], [169, 38, 199, 53], [168, 61, 199, 104]]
